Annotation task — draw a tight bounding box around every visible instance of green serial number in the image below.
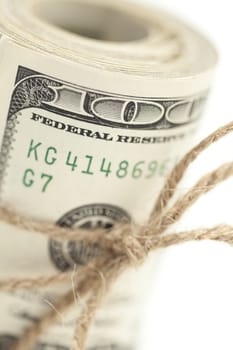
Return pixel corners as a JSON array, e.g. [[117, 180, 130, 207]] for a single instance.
[[22, 139, 179, 193]]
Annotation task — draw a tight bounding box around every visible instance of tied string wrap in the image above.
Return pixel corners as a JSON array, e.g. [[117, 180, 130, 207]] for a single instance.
[[0, 121, 233, 350]]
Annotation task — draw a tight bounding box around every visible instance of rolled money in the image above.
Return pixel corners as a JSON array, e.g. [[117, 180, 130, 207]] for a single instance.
[[0, 0, 217, 349]]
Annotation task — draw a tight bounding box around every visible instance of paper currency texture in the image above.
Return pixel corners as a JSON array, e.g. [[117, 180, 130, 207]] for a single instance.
[[0, 0, 217, 349]]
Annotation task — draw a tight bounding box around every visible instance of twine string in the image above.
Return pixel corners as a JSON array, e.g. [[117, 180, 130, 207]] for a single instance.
[[0, 121, 232, 350]]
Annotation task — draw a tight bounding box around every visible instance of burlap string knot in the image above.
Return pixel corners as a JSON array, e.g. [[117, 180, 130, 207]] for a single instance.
[[1, 121, 233, 350]]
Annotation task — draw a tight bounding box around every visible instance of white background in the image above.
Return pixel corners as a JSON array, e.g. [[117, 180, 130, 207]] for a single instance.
[[0, 0, 231, 348], [134, 1, 233, 349]]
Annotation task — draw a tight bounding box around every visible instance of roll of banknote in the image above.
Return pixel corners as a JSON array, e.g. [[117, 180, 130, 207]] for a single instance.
[[0, 0, 217, 349]]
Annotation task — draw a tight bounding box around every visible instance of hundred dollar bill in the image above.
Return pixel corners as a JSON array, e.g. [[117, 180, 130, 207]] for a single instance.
[[0, 64, 205, 349], [0, 0, 217, 349]]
